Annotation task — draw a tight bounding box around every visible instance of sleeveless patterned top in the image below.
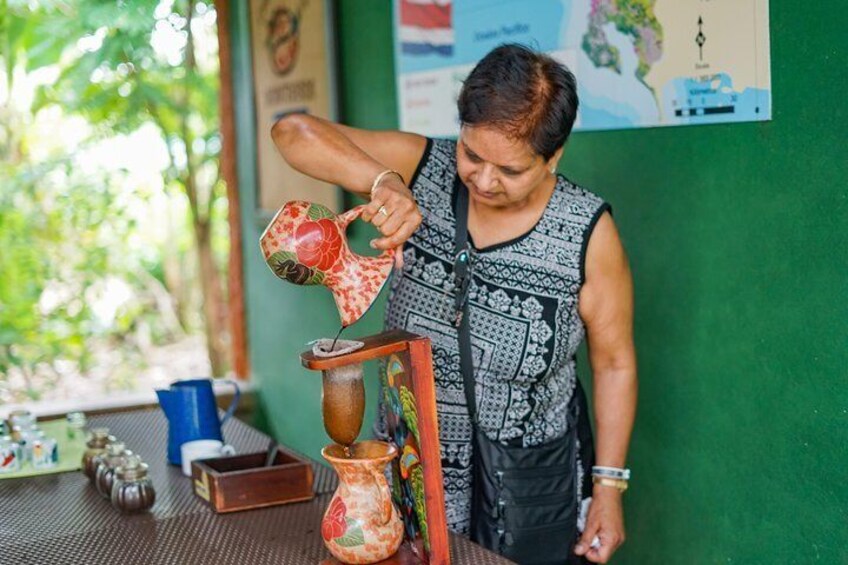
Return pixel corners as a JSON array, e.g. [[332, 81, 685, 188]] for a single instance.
[[383, 138, 610, 533]]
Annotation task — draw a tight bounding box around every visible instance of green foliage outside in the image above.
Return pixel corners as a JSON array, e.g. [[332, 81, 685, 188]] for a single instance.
[[0, 0, 230, 403]]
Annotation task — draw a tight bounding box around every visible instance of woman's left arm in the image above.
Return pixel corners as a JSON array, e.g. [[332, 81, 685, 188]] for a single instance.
[[574, 211, 638, 564]]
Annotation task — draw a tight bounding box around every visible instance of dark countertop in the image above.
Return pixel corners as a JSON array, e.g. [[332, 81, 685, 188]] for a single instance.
[[0, 408, 512, 565]]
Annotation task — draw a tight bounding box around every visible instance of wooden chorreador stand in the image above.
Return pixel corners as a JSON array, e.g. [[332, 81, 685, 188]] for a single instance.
[[301, 330, 451, 565]]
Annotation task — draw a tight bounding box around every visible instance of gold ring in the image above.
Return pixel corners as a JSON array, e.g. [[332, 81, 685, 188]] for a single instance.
[[378, 206, 389, 217]]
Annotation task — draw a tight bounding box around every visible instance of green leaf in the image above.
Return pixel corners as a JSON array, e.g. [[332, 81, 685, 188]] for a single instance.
[[269, 251, 298, 264], [400, 386, 420, 445], [305, 269, 325, 286], [306, 204, 334, 221], [411, 466, 430, 550], [335, 519, 365, 547]]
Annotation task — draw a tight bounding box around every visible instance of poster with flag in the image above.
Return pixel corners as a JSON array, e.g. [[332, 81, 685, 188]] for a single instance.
[[398, 0, 454, 56], [394, 0, 771, 137]]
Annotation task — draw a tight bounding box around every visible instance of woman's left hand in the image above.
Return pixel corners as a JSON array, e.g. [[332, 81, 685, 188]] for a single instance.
[[574, 488, 626, 563]]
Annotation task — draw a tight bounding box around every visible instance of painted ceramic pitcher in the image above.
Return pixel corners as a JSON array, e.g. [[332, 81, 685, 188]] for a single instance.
[[321, 441, 403, 564], [260, 201, 395, 327]]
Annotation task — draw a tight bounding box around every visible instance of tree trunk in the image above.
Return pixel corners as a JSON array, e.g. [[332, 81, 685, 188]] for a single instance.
[[181, 0, 229, 377], [193, 218, 228, 376]]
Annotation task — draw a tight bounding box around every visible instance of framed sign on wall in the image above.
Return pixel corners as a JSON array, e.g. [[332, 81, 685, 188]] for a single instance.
[[250, 0, 339, 217]]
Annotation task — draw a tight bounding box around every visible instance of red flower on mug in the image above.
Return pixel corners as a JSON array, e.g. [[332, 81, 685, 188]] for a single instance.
[[322, 497, 348, 541], [295, 218, 342, 272]]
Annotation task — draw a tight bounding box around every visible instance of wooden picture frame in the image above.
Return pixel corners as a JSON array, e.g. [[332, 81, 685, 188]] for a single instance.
[[248, 0, 339, 218], [381, 343, 449, 563]]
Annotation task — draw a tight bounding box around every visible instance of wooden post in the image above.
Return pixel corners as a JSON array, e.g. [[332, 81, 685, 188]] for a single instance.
[[215, 0, 250, 379]]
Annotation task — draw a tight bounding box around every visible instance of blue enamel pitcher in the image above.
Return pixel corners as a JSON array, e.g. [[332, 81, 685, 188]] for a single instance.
[[155, 378, 240, 466]]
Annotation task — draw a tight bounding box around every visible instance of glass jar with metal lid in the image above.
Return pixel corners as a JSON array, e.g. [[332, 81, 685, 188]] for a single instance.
[[111, 455, 156, 513], [95, 442, 131, 499], [66, 411, 87, 440], [82, 428, 115, 482]]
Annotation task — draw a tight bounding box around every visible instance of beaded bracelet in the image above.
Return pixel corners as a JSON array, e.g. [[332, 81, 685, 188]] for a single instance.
[[591, 466, 631, 480]]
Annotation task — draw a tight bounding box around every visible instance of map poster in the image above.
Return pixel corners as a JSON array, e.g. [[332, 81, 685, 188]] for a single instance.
[[394, 0, 771, 135], [250, 0, 338, 216]]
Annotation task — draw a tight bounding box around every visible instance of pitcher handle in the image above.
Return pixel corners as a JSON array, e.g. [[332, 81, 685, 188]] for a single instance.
[[370, 467, 393, 526], [219, 379, 241, 426], [336, 204, 364, 229], [337, 205, 395, 260]]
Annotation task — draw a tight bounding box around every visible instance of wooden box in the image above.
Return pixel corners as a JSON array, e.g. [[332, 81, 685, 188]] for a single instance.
[[191, 449, 314, 513]]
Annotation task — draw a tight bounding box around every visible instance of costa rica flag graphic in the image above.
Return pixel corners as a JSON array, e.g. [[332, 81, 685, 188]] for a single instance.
[[399, 0, 454, 56]]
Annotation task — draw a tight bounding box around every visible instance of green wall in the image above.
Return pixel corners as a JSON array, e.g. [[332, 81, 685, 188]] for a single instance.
[[232, 2, 847, 562]]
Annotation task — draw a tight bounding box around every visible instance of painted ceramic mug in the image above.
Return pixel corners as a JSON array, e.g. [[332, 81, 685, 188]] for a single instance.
[[321, 441, 403, 564], [260, 201, 395, 327]]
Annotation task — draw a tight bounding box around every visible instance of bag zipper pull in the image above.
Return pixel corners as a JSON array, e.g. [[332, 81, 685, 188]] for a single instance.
[[492, 470, 506, 517], [504, 530, 514, 546]]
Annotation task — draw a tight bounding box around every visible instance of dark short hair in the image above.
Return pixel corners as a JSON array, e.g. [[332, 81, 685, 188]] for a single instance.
[[457, 44, 579, 160]]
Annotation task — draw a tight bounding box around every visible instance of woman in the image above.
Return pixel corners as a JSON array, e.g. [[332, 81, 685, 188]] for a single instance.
[[273, 44, 637, 564]]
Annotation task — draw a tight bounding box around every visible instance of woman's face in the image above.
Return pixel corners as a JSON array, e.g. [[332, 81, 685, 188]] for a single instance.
[[456, 125, 560, 209]]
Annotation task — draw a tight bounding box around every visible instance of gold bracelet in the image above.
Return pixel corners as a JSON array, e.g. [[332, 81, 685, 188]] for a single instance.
[[370, 169, 404, 198], [592, 476, 629, 492]]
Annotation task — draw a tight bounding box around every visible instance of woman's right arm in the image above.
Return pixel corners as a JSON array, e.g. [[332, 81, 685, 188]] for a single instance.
[[271, 114, 426, 251]]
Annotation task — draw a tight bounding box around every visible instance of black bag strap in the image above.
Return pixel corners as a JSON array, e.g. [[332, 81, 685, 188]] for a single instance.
[[453, 179, 478, 428]]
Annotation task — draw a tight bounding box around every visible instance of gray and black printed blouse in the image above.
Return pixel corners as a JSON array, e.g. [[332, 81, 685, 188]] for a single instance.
[[383, 138, 610, 533]]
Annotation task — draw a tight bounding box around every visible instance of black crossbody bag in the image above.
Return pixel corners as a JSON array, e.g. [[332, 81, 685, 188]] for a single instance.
[[453, 181, 584, 565]]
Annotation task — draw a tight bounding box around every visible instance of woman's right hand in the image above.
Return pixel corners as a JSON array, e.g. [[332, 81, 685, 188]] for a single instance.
[[361, 174, 422, 266]]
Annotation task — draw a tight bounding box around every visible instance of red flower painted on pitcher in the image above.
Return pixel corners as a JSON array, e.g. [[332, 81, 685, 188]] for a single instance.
[[322, 496, 348, 541], [295, 218, 342, 272]]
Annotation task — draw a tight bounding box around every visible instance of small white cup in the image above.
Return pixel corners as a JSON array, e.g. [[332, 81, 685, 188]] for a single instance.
[[181, 439, 235, 476]]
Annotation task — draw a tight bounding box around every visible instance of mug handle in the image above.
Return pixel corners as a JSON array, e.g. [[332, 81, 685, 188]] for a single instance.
[[369, 467, 393, 526], [219, 379, 241, 426], [337, 205, 395, 260]]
